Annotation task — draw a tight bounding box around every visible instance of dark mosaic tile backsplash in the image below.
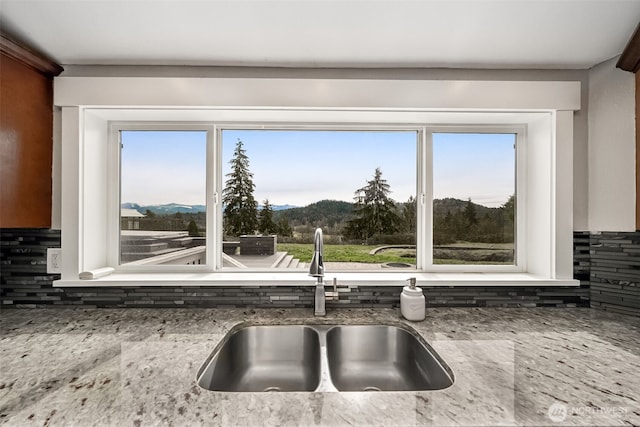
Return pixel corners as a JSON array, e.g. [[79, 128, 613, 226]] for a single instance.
[[1, 229, 636, 316], [589, 232, 640, 316]]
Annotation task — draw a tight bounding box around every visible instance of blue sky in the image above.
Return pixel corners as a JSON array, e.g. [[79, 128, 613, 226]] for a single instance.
[[120, 130, 207, 206], [222, 130, 416, 207], [433, 133, 515, 207], [121, 129, 514, 208]]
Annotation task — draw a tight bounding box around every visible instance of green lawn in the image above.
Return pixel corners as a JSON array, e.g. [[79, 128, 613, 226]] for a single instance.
[[277, 243, 416, 264], [277, 242, 512, 265]]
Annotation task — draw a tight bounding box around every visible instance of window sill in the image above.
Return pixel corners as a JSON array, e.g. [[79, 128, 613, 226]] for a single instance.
[[54, 272, 580, 287]]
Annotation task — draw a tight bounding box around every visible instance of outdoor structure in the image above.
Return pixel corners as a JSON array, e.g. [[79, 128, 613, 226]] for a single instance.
[[120, 208, 145, 230], [239, 235, 277, 256], [120, 230, 204, 264]]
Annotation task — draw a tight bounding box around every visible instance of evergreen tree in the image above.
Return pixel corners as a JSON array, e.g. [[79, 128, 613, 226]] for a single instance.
[[187, 220, 199, 237], [498, 194, 516, 242], [502, 195, 515, 224], [222, 139, 258, 236], [402, 196, 417, 233], [463, 198, 478, 225], [258, 199, 278, 235], [277, 215, 293, 237], [344, 167, 401, 240]]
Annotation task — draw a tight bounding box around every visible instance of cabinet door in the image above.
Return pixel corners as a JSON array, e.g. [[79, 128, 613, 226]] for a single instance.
[[0, 53, 54, 228]]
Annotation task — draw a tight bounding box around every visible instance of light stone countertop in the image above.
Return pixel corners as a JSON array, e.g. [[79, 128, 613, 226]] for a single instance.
[[1, 307, 639, 426]]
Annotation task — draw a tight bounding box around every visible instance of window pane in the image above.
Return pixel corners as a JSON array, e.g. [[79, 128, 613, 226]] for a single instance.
[[119, 130, 207, 266], [221, 129, 417, 270], [432, 133, 515, 265]]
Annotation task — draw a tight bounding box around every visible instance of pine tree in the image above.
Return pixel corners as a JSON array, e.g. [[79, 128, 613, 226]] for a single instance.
[[187, 220, 199, 237], [277, 216, 293, 237], [344, 167, 401, 240], [499, 194, 516, 242], [402, 196, 417, 233], [463, 198, 478, 225], [502, 195, 515, 224], [222, 139, 258, 237], [258, 199, 278, 235]]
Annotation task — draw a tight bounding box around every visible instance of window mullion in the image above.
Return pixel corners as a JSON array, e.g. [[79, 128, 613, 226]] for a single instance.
[[418, 127, 432, 270]]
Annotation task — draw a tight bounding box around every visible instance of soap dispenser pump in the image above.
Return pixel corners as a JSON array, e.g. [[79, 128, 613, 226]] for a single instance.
[[401, 277, 425, 321]]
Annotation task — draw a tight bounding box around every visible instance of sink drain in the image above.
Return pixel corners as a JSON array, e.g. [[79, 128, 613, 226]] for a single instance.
[[363, 386, 382, 392], [263, 386, 282, 392]]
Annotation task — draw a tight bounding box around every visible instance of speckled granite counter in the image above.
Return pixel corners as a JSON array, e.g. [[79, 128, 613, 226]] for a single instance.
[[1, 307, 639, 426]]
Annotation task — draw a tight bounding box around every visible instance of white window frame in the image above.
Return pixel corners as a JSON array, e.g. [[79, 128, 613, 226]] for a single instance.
[[54, 77, 580, 286], [423, 126, 526, 273], [215, 123, 424, 272], [108, 122, 216, 273], [105, 121, 526, 274]]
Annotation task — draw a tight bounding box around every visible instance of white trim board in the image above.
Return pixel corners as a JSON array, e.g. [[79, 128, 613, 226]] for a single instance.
[[54, 77, 581, 111]]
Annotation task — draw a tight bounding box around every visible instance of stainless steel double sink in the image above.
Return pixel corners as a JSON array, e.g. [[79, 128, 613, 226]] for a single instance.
[[197, 324, 454, 392]]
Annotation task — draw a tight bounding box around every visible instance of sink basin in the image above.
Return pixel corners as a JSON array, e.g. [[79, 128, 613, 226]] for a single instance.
[[197, 325, 321, 392], [197, 323, 453, 392], [326, 325, 453, 391]]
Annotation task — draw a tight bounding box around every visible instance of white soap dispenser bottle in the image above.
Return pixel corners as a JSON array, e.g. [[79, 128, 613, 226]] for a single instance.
[[401, 277, 425, 321]]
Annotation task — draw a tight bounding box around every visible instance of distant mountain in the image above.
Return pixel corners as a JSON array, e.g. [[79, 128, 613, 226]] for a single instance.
[[121, 202, 206, 215], [273, 200, 354, 226], [261, 204, 299, 211], [123, 202, 294, 215], [433, 198, 499, 218], [273, 198, 503, 228], [121, 202, 142, 210], [122, 198, 501, 221]]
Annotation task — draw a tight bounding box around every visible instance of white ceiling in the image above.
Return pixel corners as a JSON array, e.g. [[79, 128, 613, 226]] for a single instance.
[[1, 0, 639, 69]]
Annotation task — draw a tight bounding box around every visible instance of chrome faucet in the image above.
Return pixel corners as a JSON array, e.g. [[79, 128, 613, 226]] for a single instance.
[[309, 228, 326, 316]]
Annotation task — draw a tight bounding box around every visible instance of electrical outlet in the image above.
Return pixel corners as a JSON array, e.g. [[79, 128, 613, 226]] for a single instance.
[[47, 248, 62, 274]]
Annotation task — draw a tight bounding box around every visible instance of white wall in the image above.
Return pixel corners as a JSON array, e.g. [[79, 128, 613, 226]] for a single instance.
[[588, 57, 636, 231]]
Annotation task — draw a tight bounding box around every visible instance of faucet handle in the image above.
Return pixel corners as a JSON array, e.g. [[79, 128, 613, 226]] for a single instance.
[[325, 277, 340, 300]]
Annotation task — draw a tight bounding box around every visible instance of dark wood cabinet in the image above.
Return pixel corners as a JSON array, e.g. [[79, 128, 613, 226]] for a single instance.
[[0, 34, 62, 228]]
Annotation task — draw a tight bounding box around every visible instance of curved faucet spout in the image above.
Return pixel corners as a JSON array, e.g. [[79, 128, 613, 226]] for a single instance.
[[310, 228, 325, 316], [309, 228, 324, 280]]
